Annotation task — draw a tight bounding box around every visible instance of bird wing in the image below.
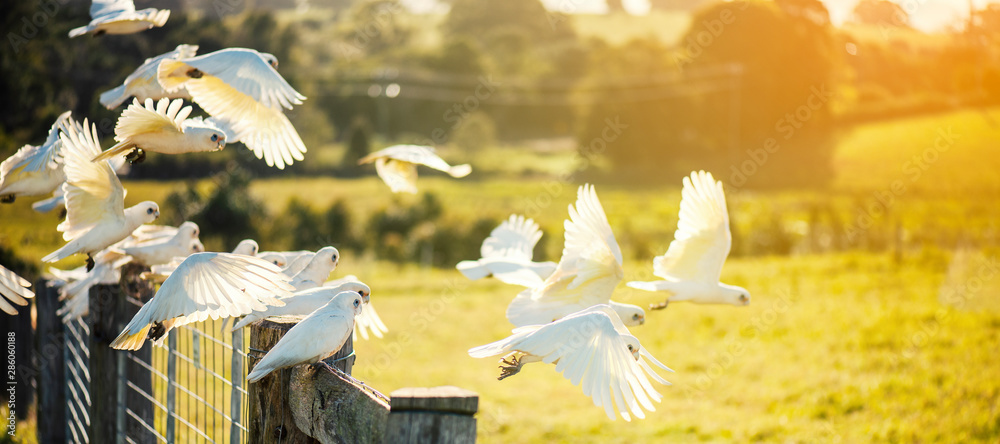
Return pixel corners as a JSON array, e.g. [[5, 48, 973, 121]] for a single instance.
[[505, 185, 624, 326], [58, 118, 125, 242], [481, 214, 542, 261], [354, 301, 388, 340], [653, 171, 731, 284], [373, 158, 418, 194], [361, 145, 470, 178], [161, 49, 304, 110], [93, 98, 189, 162], [25, 111, 71, 172], [90, 0, 135, 18], [0, 265, 34, 316], [112, 253, 292, 350]]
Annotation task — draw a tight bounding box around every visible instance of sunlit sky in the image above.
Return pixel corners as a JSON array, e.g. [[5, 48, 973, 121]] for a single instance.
[[400, 0, 1000, 33]]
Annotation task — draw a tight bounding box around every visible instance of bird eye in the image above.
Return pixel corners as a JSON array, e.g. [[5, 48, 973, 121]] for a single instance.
[[353, 299, 360, 307], [627, 345, 634, 351], [332, 255, 338, 262], [632, 314, 640, 320], [146, 207, 154, 214], [211, 134, 218, 142]]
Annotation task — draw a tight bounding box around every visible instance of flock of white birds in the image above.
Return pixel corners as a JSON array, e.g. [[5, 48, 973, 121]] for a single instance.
[[0, 0, 752, 424]]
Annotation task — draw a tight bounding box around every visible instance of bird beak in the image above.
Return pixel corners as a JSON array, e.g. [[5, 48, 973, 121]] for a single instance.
[[360, 291, 370, 304], [154, 210, 161, 218]]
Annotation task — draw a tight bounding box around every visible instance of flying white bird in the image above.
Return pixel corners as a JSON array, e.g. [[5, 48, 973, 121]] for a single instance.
[[0, 265, 34, 316], [112, 252, 292, 350], [42, 118, 159, 271], [231, 281, 370, 330], [0, 111, 71, 204], [247, 290, 364, 383], [358, 145, 471, 194], [457, 214, 557, 287], [469, 304, 672, 421], [156, 48, 307, 169], [100, 44, 198, 109], [121, 221, 203, 266], [68, 0, 170, 38], [288, 247, 340, 291], [92, 98, 226, 164], [505, 185, 645, 327], [627, 171, 750, 308]]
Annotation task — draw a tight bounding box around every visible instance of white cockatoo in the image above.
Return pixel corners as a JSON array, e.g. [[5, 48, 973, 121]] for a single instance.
[[111, 252, 292, 350], [0, 265, 34, 315], [42, 118, 160, 271], [358, 145, 471, 194], [100, 44, 198, 109], [627, 171, 750, 308], [68, 0, 170, 38], [457, 214, 557, 287], [256, 249, 312, 273], [505, 185, 645, 327], [0, 111, 71, 204], [231, 281, 370, 330], [247, 290, 364, 383], [120, 221, 203, 266], [288, 247, 340, 291], [469, 304, 672, 421], [156, 48, 307, 169], [92, 98, 226, 164]]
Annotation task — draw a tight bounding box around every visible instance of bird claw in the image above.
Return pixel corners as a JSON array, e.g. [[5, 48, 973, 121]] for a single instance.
[[126, 148, 146, 164], [0, 195, 14, 204], [497, 356, 522, 381], [649, 300, 669, 311], [85, 254, 95, 272]]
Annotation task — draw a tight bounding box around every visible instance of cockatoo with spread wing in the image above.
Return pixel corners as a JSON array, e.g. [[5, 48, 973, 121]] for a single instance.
[[358, 145, 471, 194], [156, 48, 306, 169], [627, 171, 750, 308], [0, 111, 71, 204], [92, 98, 226, 164], [100, 44, 198, 109], [231, 281, 370, 330], [457, 214, 557, 287], [42, 118, 159, 271], [112, 252, 292, 350], [69, 0, 170, 38], [247, 291, 364, 383], [0, 265, 34, 316], [505, 185, 645, 327], [469, 304, 672, 421]]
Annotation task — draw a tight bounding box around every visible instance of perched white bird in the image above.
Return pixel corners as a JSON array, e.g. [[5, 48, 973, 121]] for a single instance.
[[0, 265, 34, 316], [42, 118, 159, 271], [68, 0, 170, 38], [92, 98, 226, 164], [100, 44, 198, 109], [231, 281, 370, 330], [457, 214, 557, 287], [256, 249, 312, 273], [469, 304, 672, 421], [247, 290, 364, 383], [505, 185, 645, 327], [121, 221, 203, 266], [319, 276, 389, 340], [112, 252, 292, 350], [288, 247, 340, 291], [156, 48, 307, 169], [0, 111, 71, 204], [358, 145, 471, 194], [627, 171, 750, 308]]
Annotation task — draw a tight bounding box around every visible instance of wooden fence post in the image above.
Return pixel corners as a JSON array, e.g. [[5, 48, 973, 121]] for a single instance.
[[35, 279, 67, 444], [3, 284, 34, 421], [89, 263, 153, 444], [120, 264, 155, 442], [386, 386, 478, 444]]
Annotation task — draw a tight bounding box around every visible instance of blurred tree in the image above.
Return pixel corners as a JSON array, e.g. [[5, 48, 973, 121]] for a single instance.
[[449, 111, 496, 151], [278, 198, 325, 250], [190, 166, 267, 248], [343, 116, 372, 166], [852, 0, 910, 28]]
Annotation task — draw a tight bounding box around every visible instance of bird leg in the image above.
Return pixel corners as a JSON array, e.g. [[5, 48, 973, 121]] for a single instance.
[[649, 300, 670, 311], [0, 195, 14, 204], [85, 254, 95, 272], [125, 148, 146, 164], [186, 68, 204, 79], [498, 353, 525, 381]]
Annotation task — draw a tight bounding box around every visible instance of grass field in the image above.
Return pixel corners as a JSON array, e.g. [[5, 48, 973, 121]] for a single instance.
[[1, 105, 998, 442]]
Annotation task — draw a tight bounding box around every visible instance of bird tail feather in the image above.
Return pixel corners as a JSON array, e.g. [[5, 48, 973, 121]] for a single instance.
[[99, 85, 129, 109], [92, 141, 135, 163], [111, 324, 151, 351]]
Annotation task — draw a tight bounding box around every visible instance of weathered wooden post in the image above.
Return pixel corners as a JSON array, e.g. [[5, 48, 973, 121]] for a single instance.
[[89, 263, 153, 444], [386, 386, 479, 444], [120, 264, 155, 442], [35, 279, 67, 444]]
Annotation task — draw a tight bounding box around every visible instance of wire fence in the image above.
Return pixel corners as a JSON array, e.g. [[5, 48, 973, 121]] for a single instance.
[[56, 286, 251, 444]]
